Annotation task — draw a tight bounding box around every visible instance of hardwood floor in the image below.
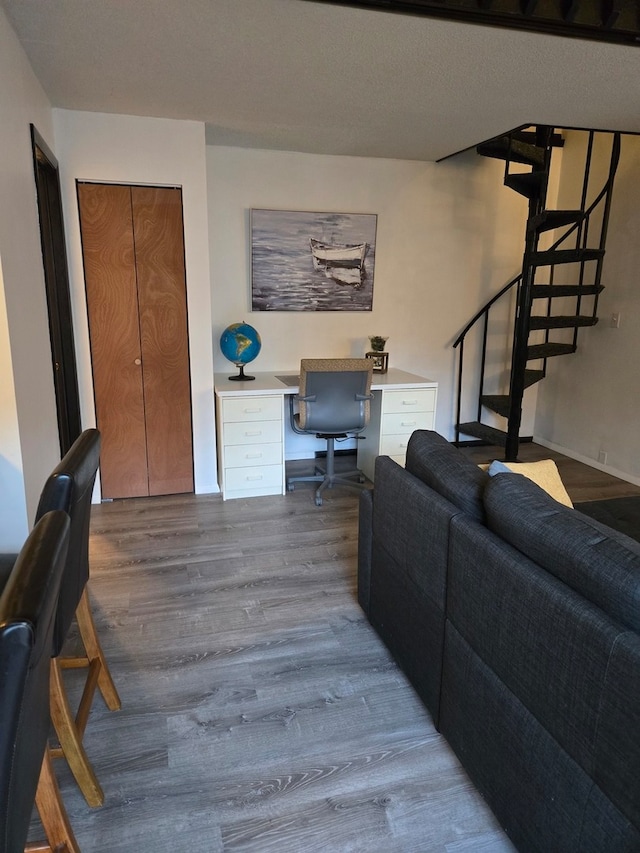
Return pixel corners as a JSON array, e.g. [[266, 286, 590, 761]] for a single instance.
[[458, 440, 640, 503], [30, 446, 635, 852]]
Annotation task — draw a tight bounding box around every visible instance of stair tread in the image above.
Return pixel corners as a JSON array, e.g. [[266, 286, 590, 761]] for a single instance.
[[527, 342, 575, 359], [532, 284, 604, 297], [481, 371, 545, 416], [504, 171, 546, 199], [529, 315, 598, 330], [524, 369, 544, 387], [477, 136, 546, 167], [513, 130, 564, 147], [528, 209, 584, 233], [457, 422, 508, 446], [531, 247, 603, 265], [481, 395, 511, 418]]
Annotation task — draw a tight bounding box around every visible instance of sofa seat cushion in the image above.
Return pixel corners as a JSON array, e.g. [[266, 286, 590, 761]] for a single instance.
[[405, 430, 488, 523], [484, 473, 640, 631]]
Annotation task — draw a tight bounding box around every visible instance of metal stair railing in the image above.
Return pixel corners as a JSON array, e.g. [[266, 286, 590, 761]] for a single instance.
[[453, 129, 620, 449], [453, 271, 522, 439]]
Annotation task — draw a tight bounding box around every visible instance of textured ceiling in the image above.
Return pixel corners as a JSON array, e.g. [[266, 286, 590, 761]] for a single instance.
[[3, 0, 640, 161]]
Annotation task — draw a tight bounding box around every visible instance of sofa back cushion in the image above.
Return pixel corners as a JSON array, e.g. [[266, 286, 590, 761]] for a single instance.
[[484, 473, 640, 632], [405, 430, 488, 523]]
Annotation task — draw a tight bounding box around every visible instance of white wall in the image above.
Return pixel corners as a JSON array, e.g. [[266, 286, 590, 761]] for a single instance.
[[52, 110, 218, 496], [207, 145, 531, 452], [534, 133, 640, 485], [0, 8, 59, 548]]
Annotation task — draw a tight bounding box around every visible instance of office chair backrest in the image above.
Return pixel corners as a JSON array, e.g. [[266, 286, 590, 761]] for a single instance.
[[35, 428, 101, 656], [298, 358, 373, 434], [0, 511, 70, 852]]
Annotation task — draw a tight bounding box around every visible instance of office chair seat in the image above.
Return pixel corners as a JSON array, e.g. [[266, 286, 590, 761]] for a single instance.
[[287, 358, 373, 505]]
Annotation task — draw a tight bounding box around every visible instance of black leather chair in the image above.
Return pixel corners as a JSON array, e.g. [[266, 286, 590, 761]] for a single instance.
[[36, 428, 120, 808], [286, 358, 373, 505], [0, 429, 120, 809], [0, 511, 80, 853]]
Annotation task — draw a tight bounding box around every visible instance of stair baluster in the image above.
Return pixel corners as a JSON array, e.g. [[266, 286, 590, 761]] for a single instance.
[[453, 126, 620, 458]]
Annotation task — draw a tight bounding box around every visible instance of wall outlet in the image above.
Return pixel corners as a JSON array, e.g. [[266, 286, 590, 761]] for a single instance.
[[610, 312, 621, 328], [598, 450, 608, 465]]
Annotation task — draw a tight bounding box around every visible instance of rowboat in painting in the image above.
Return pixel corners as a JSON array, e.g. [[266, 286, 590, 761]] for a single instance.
[[309, 237, 368, 270]]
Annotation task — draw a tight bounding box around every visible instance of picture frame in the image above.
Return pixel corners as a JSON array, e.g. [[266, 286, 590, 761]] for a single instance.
[[251, 209, 377, 312]]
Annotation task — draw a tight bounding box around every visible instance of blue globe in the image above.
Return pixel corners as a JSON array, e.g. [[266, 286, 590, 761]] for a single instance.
[[220, 322, 262, 381]]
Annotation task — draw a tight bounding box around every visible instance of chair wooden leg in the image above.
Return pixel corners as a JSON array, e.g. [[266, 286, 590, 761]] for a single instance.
[[49, 658, 104, 808], [31, 748, 80, 853], [75, 587, 121, 711]]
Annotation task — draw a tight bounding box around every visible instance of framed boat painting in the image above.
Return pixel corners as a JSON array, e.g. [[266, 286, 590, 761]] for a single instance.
[[251, 209, 377, 311]]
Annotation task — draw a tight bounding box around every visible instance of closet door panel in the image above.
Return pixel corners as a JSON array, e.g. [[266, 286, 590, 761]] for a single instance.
[[78, 183, 149, 498], [131, 186, 194, 496]]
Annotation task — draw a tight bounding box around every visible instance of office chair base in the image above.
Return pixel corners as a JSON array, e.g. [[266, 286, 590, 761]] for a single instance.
[[287, 448, 368, 506]]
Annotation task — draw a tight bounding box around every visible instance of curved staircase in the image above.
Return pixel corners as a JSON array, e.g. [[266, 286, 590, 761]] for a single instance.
[[454, 125, 621, 460]]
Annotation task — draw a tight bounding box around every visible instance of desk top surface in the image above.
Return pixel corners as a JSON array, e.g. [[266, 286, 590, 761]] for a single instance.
[[214, 368, 437, 398]]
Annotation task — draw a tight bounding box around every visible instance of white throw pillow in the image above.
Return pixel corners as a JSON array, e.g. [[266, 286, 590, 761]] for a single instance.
[[488, 458, 573, 508]]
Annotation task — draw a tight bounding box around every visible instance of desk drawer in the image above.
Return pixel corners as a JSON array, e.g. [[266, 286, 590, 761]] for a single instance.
[[224, 464, 283, 492], [380, 434, 413, 457], [382, 412, 432, 435], [224, 419, 282, 446], [382, 388, 436, 415], [224, 442, 282, 469], [222, 396, 282, 423]]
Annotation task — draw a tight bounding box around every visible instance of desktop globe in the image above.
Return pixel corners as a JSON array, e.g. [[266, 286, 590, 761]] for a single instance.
[[220, 322, 262, 381]]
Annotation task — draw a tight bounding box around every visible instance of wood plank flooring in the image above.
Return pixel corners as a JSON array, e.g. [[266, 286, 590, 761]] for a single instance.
[[30, 447, 635, 852], [458, 440, 640, 503]]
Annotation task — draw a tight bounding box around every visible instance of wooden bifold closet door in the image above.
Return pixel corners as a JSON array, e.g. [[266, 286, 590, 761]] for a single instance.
[[78, 183, 193, 499]]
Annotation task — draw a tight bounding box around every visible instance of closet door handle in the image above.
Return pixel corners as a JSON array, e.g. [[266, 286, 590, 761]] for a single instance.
[[134, 358, 142, 366]]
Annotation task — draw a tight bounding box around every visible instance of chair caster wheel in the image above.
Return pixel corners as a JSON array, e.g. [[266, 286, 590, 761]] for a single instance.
[[287, 483, 295, 492], [358, 475, 365, 483], [315, 495, 323, 506]]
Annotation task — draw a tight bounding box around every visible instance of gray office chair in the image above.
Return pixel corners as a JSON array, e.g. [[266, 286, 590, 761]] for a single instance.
[[287, 358, 373, 505]]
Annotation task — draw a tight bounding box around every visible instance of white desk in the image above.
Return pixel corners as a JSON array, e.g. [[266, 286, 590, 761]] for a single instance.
[[214, 369, 437, 500]]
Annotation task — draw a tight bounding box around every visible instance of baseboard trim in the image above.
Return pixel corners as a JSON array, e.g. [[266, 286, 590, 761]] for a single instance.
[[534, 435, 640, 488], [453, 436, 533, 448]]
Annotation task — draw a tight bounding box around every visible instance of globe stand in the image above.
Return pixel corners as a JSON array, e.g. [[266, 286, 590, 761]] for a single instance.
[[229, 363, 256, 381]]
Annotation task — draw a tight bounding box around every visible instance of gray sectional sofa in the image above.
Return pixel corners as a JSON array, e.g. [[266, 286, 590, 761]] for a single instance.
[[358, 430, 640, 852]]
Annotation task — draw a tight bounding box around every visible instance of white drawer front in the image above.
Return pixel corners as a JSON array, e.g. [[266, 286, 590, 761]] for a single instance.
[[382, 411, 433, 435], [222, 395, 282, 423], [389, 454, 407, 468], [224, 464, 283, 491], [224, 419, 282, 446], [224, 442, 282, 468], [382, 388, 436, 415], [380, 434, 413, 457]]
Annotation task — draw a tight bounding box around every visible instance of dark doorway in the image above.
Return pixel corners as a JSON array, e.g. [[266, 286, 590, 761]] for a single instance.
[[30, 124, 82, 455]]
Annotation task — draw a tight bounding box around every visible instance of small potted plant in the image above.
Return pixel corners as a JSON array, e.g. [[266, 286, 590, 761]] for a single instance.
[[369, 335, 388, 352]]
